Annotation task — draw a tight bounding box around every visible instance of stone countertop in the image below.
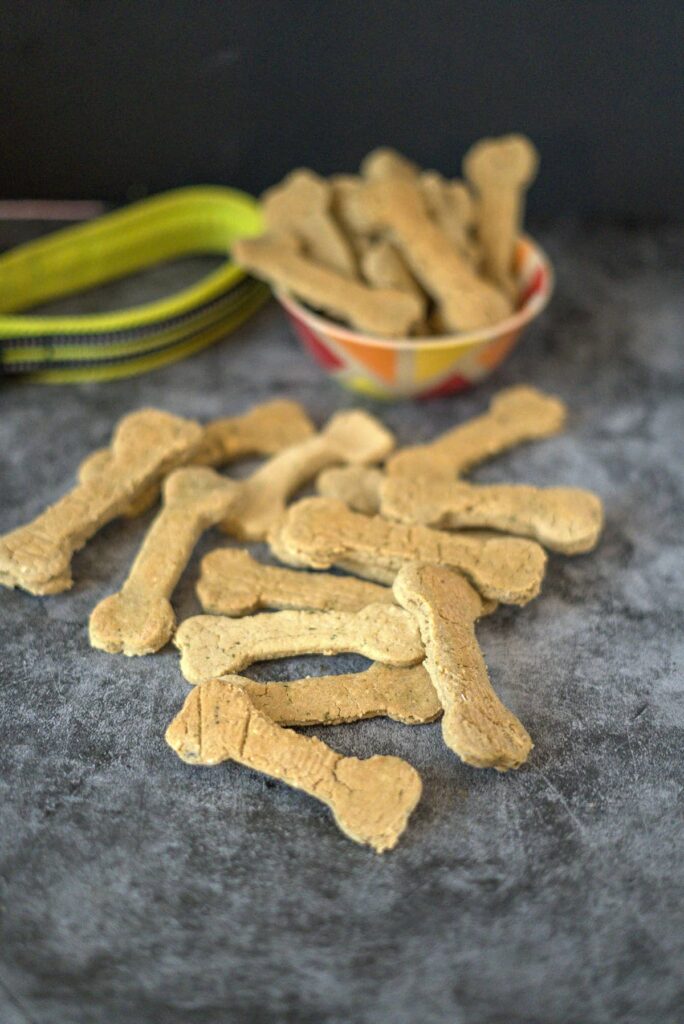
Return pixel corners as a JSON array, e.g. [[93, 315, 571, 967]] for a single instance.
[[0, 221, 682, 1024]]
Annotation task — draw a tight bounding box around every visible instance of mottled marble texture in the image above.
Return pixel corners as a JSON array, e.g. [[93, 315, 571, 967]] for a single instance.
[[0, 222, 682, 1024]]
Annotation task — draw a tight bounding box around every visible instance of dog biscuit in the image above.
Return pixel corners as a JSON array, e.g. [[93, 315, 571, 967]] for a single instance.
[[329, 174, 372, 264], [265, 519, 313, 569], [267, 520, 412, 588], [464, 134, 539, 293], [78, 448, 160, 518], [266, 539, 405, 590], [334, 559, 401, 586], [394, 564, 533, 770], [221, 409, 394, 541], [420, 171, 478, 264], [386, 385, 567, 479], [316, 465, 383, 514], [233, 232, 425, 337], [197, 399, 316, 465], [174, 604, 424, 684], [89, 468, 240, 656], [79, 400, 315, 517], [274, 497, 546, 605], [359, 240, 429, 333], [262, 168, 356, 277], [360, 239, 423, 298], [165, 679, 422, 852], [381, 477, 604, 555], [337, 176, 512, 331], [197, 548, 393, 615], [0, 409, 202, 595], [361, 147, 419, 182], [266, 522, 408, 594], [235, 663, 441, 726]]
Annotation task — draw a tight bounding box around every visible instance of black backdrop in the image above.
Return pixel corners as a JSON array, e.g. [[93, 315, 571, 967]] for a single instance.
[[2, 0, 682, 218]]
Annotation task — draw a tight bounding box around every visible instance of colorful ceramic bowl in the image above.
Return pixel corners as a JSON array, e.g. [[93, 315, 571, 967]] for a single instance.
[[276, 235, 553, 399]]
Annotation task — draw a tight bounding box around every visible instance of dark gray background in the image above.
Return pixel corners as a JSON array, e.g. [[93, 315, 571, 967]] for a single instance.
[[0, 221, 683, 1023], [2, 0, 683, 217]]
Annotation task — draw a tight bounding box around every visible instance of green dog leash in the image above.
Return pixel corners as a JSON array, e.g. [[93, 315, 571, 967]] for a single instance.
[[0, 186, 268, 383]]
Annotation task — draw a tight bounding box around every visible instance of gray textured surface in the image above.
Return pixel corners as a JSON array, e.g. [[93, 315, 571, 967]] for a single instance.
[[0, 222, 683, 1024]]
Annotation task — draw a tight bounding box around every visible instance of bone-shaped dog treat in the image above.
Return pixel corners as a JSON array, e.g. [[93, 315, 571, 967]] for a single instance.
[[197, 399, 316, 465], [316, 465, 383, 514], [174, 604, 424, 684], [274, 497, 546, 605], [338, 177, 511, 331], [394, 564, 533, 770], [386, 385, 567, 479], [262, 519, 311, 569], [89, 468, 240, 656], [235, 663, 441, 726], [420, 172, 479, 264], [78, 449, 160, 518], [267, 525, 498, 613], [463, 134, 539, 293], [233, 234, 425, 337], [79, 400, 315, 517], [266, 521, 397, 590], [329, 558, 499, 622], [165, 679, 422, 852], [0, 410, 203, 595], [262, 168, 356, 277], [380, 477, 604, 555], [268, 527, 399, 587], [329, 175, 371, 263], [329, 177, 424, 313], [334, 559, 399, 586], [361, 147, 420, 182], [197, 548, 393, 615], [360, 239, 425, 305], [221, 409, 395, 541]]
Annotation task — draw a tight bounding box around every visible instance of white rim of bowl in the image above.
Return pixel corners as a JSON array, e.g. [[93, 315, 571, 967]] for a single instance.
[[274, 234, 554, 351]]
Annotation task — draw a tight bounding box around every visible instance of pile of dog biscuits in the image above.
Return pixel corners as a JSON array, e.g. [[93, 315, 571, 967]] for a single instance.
[[0, 387, 603, 852], [233, 134, 538, 336]]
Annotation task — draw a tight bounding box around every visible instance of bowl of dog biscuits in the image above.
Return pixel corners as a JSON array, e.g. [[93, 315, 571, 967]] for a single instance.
[[233, 134, 553, 399]]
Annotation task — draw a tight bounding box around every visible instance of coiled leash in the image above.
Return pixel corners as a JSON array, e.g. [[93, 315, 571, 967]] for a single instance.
[[0, 186, 268, 383]]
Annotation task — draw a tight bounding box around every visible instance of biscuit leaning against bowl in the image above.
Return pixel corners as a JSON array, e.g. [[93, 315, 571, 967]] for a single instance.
[[275, 235, 553, 400]]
